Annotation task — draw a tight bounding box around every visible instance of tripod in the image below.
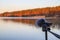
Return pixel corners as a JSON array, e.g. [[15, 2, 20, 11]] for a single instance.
[[36, 19, 60, 40]]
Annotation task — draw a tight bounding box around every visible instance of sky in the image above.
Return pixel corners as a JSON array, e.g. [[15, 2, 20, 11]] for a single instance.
[[0, 0, 60, 13]]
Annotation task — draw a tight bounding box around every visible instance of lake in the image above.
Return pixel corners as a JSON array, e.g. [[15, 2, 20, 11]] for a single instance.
[[0, 19, 60, 40]]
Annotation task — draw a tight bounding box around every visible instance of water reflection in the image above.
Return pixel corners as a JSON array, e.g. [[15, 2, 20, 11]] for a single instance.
[[0, 19, 60, 40], [2, 19, 60, 29]]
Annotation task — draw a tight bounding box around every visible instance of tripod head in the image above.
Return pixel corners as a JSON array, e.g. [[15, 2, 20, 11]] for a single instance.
[[36, 19, 52, 31]]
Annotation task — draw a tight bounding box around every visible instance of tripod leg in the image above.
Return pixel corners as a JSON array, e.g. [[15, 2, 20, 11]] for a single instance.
[[45, 30, 48, 40], [48, 30, 60, 39]]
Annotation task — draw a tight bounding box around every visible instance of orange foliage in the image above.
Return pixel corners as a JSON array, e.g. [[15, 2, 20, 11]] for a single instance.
[[0, 6, 60, 17]]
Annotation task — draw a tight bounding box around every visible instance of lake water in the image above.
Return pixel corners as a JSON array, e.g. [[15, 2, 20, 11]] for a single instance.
[[0, 19, 60, 40]]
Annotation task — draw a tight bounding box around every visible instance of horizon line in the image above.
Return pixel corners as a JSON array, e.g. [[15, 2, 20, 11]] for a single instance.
[[0, 5, 60, 13]]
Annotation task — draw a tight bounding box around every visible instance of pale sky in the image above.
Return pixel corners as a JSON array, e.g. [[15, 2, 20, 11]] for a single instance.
[[0, 0, 60, 13]]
